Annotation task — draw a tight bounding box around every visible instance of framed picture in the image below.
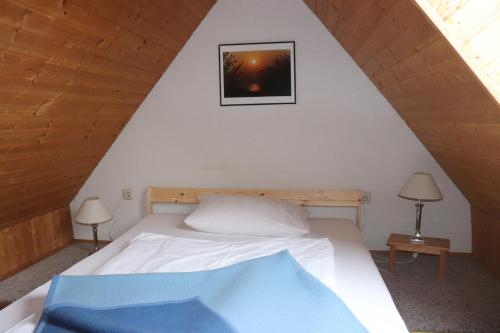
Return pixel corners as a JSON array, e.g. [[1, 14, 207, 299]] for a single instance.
[[219, 41, 296, 106]]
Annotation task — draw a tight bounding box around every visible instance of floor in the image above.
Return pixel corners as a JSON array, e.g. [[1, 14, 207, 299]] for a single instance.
[[0, 245, 499, 333], [375, 251, 500, 333], [0, 243, 91, 306]]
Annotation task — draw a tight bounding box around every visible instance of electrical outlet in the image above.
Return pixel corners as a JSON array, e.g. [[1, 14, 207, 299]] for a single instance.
[[361, 191, 371, 204], [122, 188, 133, 200]]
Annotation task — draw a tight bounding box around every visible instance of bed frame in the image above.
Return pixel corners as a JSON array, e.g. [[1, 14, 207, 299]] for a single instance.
[[147, 187, 363, 228]]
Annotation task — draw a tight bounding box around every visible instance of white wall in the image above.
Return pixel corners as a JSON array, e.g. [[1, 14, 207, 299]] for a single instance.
[[70, 0, 471, 252]]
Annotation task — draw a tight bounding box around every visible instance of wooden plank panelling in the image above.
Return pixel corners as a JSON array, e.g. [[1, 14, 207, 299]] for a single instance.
[[30, 206, 73, 258], [422, 0, 500, 102], [307, 0, 500, 278], [0, 207, 73, 280], [471, 207, 500, 280], [0, 219, 34, 277], [0, 0, 216, 229]]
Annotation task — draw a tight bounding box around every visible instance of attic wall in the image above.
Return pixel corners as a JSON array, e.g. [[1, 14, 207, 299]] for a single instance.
[[0, 0, 215, 229], [305, 0, 500, 277], [71, 0, 470, 252]]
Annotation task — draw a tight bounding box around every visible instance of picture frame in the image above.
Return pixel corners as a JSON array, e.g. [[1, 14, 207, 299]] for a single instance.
[[218, 41, 296, 106]]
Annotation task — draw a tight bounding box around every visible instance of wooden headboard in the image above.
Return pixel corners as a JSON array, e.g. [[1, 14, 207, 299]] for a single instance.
[[146, 187, 363, 228]]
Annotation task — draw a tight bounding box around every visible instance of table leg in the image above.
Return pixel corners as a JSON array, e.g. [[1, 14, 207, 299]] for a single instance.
[[438, 250, 447, 280], [389, 246, 396, 272]]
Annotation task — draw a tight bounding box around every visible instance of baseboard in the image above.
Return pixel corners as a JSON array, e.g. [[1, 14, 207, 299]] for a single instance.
[[73, 238, 112, 245]]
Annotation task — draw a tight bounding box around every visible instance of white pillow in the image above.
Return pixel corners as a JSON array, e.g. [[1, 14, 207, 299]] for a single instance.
[[184, 194, 310, 237]]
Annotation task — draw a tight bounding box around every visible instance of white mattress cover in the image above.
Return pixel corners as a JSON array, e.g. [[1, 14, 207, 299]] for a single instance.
[[94, 232, 337, 291], [0, 214, 408, 333]]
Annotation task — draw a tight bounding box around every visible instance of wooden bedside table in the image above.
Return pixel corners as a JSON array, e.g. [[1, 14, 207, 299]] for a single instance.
[[386, 233, 450, 280]]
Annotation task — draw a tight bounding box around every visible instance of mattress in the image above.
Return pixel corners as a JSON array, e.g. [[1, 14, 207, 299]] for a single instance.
[[0, 214, 408, 333]]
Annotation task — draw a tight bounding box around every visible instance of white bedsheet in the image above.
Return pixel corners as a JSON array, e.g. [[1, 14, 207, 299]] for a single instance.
[[0, 214, 408, 333], [94, 232, 336, 290]]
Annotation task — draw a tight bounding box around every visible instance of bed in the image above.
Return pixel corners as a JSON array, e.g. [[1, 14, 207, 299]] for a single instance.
[[0, 187, 408, 333]]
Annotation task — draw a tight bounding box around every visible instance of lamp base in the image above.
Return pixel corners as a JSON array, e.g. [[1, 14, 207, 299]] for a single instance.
[[92, 223, 99, 252], [410, 230, 424, 244], [410, 201, 425, 244]]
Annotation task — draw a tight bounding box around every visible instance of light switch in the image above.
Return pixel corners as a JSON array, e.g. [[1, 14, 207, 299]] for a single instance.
[[122, 188, 133, 200]]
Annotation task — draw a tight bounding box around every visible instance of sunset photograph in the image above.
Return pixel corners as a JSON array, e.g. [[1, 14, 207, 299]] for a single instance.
[[219, 42, 295, 105]]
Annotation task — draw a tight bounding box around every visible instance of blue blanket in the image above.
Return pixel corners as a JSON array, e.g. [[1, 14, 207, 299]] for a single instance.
[[37, 298, 237, 333], [36, 250, 368, 333]]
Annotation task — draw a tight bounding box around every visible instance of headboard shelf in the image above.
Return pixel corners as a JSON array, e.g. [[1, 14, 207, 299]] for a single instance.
[[147, 187, 363, 228]]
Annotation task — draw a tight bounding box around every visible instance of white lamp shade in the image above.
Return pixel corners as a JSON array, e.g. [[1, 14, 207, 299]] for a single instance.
[[399, 172, 443, 201], [74, 197, 113, 225]]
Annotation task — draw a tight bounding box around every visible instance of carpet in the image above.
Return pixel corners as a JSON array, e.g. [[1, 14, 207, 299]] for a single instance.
[[0, 243, 91, 303], [375, 252, 500, 333]]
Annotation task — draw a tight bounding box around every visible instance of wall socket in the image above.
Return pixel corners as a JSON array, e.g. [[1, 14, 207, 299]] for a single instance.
[[122, 188, 133, 200], [361, 191, 371, 204]]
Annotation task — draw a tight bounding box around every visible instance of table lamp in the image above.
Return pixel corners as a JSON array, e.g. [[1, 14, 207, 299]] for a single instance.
[[399, 172, 443, 243], [74, 197, 113, 252]]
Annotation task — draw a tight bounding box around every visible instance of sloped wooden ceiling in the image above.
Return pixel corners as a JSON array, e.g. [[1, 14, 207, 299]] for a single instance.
[[421, 0, 500, 103], [305, 0, 500, 216], [0, 0, 215, 229]]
